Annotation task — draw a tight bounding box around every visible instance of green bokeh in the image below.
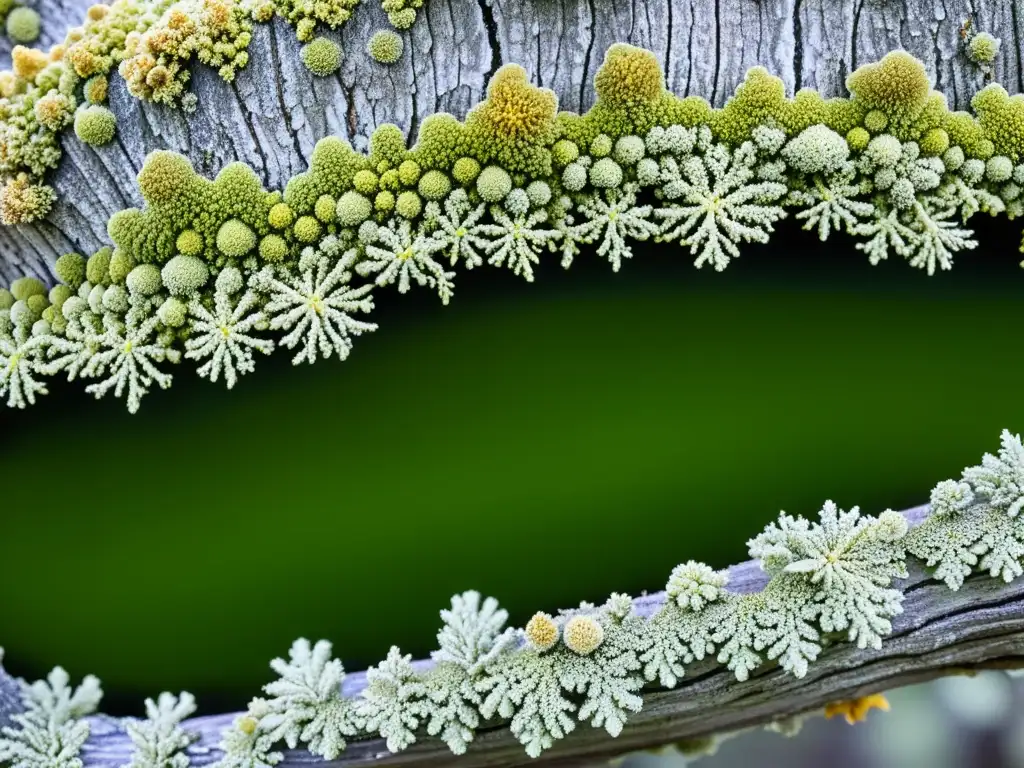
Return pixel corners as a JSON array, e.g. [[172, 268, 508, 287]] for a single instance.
[[0, 229, 1020, 713]]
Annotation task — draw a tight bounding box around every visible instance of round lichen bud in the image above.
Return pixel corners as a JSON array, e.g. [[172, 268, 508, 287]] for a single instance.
[[865, 134, 902, 168], [336, 191, 373, 226], [613, 135, 645, 166], [259, 234, 288, 263], [174, 229, 202, 257], [138, 151, 195, 206], [216, 266, 244, 296], [48, 284, 72, 308], [358, 220, 379, 244], [398, 159, 421, 186], [589, 134, 613, 158], [942, 145, 965, 171], [960, 158, 985, 184], [126, 264, 162, 296], [300, 37, 342, 77], [919, 128, 950, 157], [986, 155, 1014, 183], [83, 74, 108, 104], [216, 219, 257, 258], [375, 190, 396, 213], [55, 253, 86, 290], [846, 126, 870, 152], [563, 616, 604, 655], [562, 162, 587, 192], [353, 169, 379, 195], [524, 612, 559, 652], [314, 194, 336, 223], [967, 32, 1000, 65], [0, 288, 13, 310], [157, 297, 187, 327], [395, 190, 422, 219], [589, 157, 623, 188], [551, 139, 579, 167], [61, 296, 87, 320], [387, 7, 416, 29], [107, 248, 134, 284], [863, 109, 889, 133], [525, 180, 552, 207], [293, 215, 322, 243], [452, 157, 481, 185], [368, 30, 403, 65], [5, 7, 40, 44], [102, 284, 129, 313], [504, 188, 529, 216], [86, 248, 112, 286], [161, 255, 209, 297], [268, 202, 295, 229], [417, 170, 451, 201], [476, 165, 512, 202], [73, 104, 116, 146], [594, 43, 664, 106], [781, 124, 849, 175], [10, 276, 45, 302]]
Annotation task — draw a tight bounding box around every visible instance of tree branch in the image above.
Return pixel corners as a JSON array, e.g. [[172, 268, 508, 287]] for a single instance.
[[2, 0, 1021, 283], [20, 504, 1011, 768]]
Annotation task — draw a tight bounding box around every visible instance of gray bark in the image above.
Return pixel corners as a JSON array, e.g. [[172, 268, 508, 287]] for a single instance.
[[0, 505, 1017, 768], [0, 0, 1022, 284]]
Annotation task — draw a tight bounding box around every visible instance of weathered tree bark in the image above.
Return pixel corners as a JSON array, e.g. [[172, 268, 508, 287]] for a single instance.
[[0, 0, 1021, 284], [1, 505, 1019, 768]]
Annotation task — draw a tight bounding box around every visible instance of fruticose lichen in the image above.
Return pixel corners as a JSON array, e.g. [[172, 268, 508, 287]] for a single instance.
[[3, 429, 1023, 765], [3, 44, 1024, 414]]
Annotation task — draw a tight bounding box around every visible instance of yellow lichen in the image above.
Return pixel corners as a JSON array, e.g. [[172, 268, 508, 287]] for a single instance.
[[824, 694, 890, 725]]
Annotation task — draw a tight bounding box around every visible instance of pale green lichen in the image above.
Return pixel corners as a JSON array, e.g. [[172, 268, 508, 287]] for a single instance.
[[367, 29, 402, 64], [300, 36, 342, 76], [5, 6, 39, 44], [5, 46, 1024, 414]]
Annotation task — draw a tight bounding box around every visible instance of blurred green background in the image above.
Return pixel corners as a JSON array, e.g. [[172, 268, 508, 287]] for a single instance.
[[1, 221, 1021, 715]]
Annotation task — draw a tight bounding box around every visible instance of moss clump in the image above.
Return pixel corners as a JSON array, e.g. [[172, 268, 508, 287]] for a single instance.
[[846, 51, 932, 138], [292, 215, 321, 243], [216, 219, 257, 258], [336, 190, 372, 226], [395, 190, 421, 219], [73, 105, 117, 146], [476, 165, 512, 202], [268, 202, 295, 229], [300, 37, 342, 76], [367, 29, 403, 64], [258, 233, 288, 263], [314, 194, 336, 223], [54, 253, 87, 290], [161, 255, 209, 297], [5, 6, 40, 44]]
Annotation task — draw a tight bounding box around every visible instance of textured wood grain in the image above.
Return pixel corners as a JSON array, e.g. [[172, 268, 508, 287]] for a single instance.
[[0, 0, 1021, 284], [0, 505, 1019, 768]]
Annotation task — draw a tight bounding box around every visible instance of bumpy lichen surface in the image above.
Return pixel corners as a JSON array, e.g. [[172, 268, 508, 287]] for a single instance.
[[2, 429, 1023, 766], [2, 45, 1024, 414]]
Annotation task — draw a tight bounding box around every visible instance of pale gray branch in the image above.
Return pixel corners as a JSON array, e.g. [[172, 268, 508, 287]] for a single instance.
[[2, 504, 1022, 768]]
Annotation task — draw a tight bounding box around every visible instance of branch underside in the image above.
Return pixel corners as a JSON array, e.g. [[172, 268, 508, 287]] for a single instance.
[[67, 505, 1024, 768], [2, 0, 1022, 283]]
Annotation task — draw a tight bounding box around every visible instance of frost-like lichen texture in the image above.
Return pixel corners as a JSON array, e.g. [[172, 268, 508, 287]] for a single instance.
[[2, 430, 1024, 765], [4, 45, 1024, 414]]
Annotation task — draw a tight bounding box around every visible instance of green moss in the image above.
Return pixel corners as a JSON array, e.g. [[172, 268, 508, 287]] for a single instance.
[[336, 190, 373, 226], [5, 6, 39, 44], [367, 29, 403, 64], [452, 157, 481, 185], [417, 169, 451, 200], [125, 264, 163, 296], [301, 37, 343, 76], [293, 215, 321, 243], [107, 248, 135, 284], [73, 105, 117, 146], [176, 229, 204, 257], [395, 190, 422, 219], [55, 253, 87, 290], [353, 170, 379, 195], [284, 136, 370, 214], [216, 219, 257, 258], [268, 202, 296, 229], [258, 234, 288, 263], [314, 194, 336, 223], [161, 255, 209, 297], [86, 248, 112, 286], [10, 276, 45, 301]]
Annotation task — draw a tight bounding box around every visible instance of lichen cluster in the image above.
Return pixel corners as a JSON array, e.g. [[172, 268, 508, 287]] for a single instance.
[[2, 45, 1024, 414], [2, 429, 1022, 767], [0, 0, 414, 228]]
